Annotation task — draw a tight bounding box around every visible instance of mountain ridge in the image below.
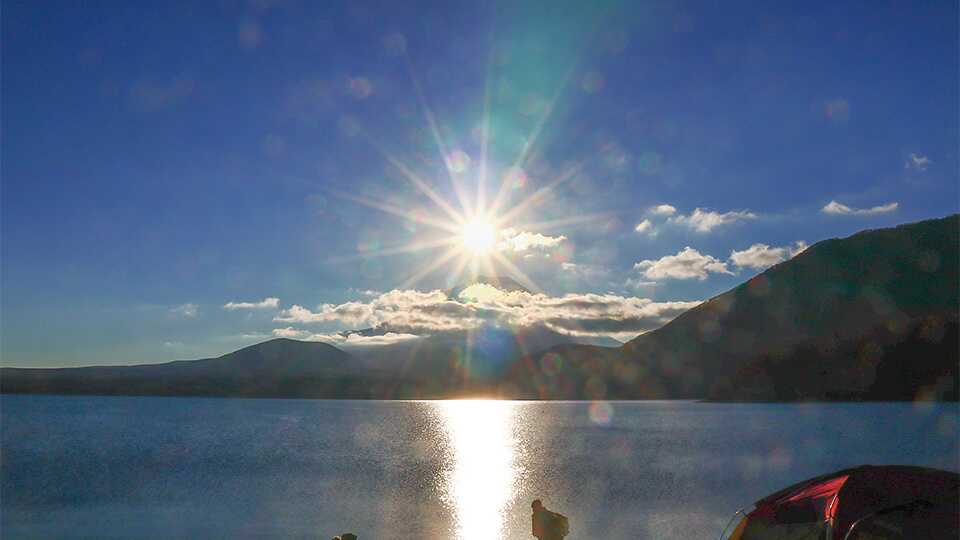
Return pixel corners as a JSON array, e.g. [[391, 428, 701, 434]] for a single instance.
[[3, 215, 957, 401], [508, 214, 958, 400]]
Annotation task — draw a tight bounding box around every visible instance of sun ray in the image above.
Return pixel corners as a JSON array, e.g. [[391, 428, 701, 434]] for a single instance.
[[402, 53, 475, 219], [328, 236, 460, 263], [487, 62, 580, 221], [446, 252, 472, 290], [490, 250, 542, 293], [492, 159, 586, 227], [332, 190, 464, 235], [343, 42, 600, 294], [359, 129, 466, 226], [458, 253, 481, 283], [382, 151, 467, 227], [399, 245, 463, 290], [509, 211, 612, 233], [477, 45, 495, 220], [479, 254, 500, 283]]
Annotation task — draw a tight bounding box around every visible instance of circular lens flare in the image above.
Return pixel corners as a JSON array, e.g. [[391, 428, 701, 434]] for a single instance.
[[462, 220, 496, 256]]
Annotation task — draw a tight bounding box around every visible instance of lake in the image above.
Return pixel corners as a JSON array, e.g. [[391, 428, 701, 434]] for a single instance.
[[2, 396, 957, 539]]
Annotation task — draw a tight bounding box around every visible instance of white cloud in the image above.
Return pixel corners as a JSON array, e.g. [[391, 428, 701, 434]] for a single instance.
[[729, 241, 808, 270], [349, 289, 382, 297], [271, 327, 422, 348], [650, 204, 677, 216], [669, 208, 757, 232], [821, 200, 898, 216], [274, 305, 324, 323], [457, 283, 507, 303], [274, 301, 375, 326], [634, 219, 654, 234], [335, 332, 423, 347], [634, 247, 733, 280], [272, 327, 310, 339], [905, 153, 931, 172], [223, 297, 280, 310], [272, 286, 700, 341], [501, 292, 700, 338], [498, 229, 567, 252], [170, 303, 199, 318], [237, 333, 271, 340]]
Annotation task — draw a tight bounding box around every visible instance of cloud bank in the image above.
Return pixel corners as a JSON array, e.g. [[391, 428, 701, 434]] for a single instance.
[[272, 285, 700, 342], [272, 327, 423, 348]]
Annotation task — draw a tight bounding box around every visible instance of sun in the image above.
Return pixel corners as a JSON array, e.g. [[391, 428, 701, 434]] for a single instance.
[[334, 58, 602, 292], [462, 220, 497, 256]]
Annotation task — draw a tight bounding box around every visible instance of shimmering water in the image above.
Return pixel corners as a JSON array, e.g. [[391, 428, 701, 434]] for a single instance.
[[2, 396, 957, 539]]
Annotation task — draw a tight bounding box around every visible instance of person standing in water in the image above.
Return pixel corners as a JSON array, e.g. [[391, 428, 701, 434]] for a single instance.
[[531, 499, 569, 540]]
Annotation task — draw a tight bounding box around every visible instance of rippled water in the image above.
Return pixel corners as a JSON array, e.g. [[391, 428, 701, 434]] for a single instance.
[[2, 396, 957, 539]]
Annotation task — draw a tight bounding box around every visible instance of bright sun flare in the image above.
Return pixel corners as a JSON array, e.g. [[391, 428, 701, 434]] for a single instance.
[[462, 220, 496, 256], [337, 65, 601, 292]]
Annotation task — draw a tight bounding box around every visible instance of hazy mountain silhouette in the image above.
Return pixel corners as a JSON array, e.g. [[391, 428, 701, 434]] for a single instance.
[[507, 214, 958, 401], [1, 274, 612, 398], [332, 274, 620, 396], [345, 323, 604, 397], [1, 338, 391, 398]]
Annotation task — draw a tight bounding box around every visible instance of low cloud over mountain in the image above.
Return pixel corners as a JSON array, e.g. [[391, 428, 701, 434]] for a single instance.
[[272, 282, 700, 344]]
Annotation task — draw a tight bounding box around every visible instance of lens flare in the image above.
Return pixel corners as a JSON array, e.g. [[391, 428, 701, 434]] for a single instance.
[[446, 150, 472, 174]]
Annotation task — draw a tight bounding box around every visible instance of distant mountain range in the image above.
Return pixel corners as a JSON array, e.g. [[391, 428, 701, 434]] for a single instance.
[[3, 215, 957, 401], [0, 339, 390, 398]]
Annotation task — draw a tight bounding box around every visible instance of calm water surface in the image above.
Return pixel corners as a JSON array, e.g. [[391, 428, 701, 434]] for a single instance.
[[2, 396, 957, 539]]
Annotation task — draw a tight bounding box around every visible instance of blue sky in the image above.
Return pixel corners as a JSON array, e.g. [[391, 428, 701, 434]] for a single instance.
[[3, 0, 957, 366]]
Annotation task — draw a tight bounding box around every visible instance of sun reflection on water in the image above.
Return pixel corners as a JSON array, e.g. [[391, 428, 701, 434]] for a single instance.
[[439, 400, 521, 540]]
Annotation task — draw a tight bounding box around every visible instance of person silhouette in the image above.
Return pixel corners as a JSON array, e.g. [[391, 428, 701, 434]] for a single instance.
[[531, 499, 568, 540]]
